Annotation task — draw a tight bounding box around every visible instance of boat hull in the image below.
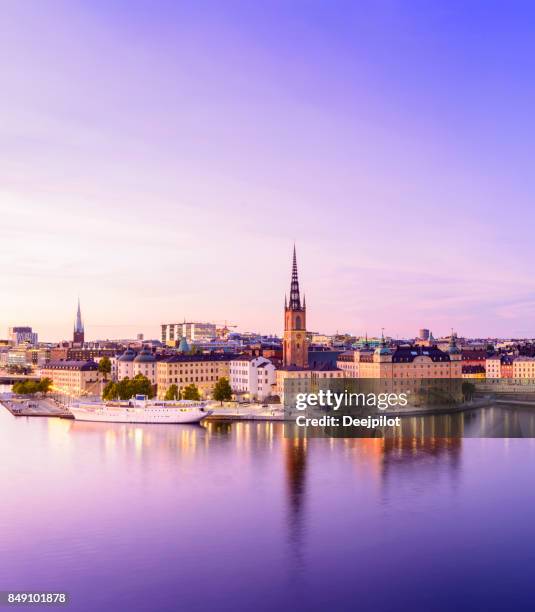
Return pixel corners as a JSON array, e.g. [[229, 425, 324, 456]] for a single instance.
[[69, 406, 212, 424]]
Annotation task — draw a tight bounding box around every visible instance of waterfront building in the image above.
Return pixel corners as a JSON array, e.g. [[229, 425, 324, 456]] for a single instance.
[[485, 355, 514, 378], [353, 333, 462, 379], [133, 348, 157, 384], [41, 360, 104, 397], [462, 365, 486, 379], [274, 365, 345, 401], [229, 356, 276, 401], [8, 326, 38, 346], [73, 298, 84, 345], [462, 348, 490, 369], [116, 348, 136, 380], [512, 357, 535, 380], [156, 354, 237, 399], [337, 350, 359, 377], [109, 355, 118, 381], [161, 322, 217, 347]]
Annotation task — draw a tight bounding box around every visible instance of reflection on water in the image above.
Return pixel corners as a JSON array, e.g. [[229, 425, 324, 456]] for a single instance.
[[2, 406, 535, 611]]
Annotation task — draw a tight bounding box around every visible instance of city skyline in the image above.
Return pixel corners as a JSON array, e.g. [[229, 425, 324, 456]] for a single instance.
[[3, 1, 535, 340]]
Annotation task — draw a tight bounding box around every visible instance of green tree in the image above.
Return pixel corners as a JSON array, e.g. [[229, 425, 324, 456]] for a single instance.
[[116, 377, 131, 400], [182, 383, 201, 401], [131, 373, 154, 398], [38, 377, 52, 394], [103, 375, 154, 400], [102, 381, 118, 400], [213, 377, 232, 405], [165, 384, 180, 400], [98, 356, 112, 380], [13, 379, 44, 395]]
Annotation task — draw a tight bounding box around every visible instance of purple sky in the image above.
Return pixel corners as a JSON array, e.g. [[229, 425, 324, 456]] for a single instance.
[[2, 1, 535, 341]]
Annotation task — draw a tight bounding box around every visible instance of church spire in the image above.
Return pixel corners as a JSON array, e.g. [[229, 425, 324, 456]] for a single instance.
[[75, 297, 84, 333], [289, 244, 302, 310], [73, 297, 85, 344]]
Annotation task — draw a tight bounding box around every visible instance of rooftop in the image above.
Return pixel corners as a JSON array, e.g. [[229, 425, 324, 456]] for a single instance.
[[44, 360, 98, 371]]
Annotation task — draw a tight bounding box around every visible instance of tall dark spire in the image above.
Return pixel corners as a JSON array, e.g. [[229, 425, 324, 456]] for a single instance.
[[289, 245, 302, 310], [73, 297, 85, 344], [74, 297, 84, 333]]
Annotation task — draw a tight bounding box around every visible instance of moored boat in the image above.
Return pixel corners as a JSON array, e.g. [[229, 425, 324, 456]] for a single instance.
[[69, 394, 212, 424]]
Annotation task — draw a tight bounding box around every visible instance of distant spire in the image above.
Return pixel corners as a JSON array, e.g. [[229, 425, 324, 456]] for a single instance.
[[284, 294, 287, 309], [303, 293, 306, 308], [74, 297, 84, 333], [289, 244, 302, 310]]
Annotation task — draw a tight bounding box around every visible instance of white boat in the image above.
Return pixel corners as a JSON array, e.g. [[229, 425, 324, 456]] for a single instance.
[[69, 394, 213, 424]]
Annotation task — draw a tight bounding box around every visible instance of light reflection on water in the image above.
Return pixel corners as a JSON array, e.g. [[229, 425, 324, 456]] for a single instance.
[[2, 406, 535, 611]]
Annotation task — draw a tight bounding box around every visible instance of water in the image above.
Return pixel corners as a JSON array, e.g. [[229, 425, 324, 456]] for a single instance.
[[2, 406, 535, 611]]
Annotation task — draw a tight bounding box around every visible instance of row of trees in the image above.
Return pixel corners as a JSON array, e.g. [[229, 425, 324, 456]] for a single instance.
[[162, 378, 233, 402], [101, 374, 233, 403], [165, 383, 201, 401], [102, 374, 154, 400], [12, 378, 52, 395]]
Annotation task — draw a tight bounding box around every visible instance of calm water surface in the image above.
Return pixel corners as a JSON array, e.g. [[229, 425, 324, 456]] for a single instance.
[[2, 405, 535, 611]]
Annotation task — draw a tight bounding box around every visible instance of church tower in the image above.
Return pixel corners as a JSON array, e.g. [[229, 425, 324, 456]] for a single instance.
[[283, 246, 308, 367], [73, 298, 85, 345]]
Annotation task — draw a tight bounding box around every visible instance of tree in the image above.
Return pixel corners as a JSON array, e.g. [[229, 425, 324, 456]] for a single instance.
[[38, 377, 52, 394], [12, 379, 49, 395], [98, 356, 112, 380], [165, 384, 180, 400], [102, 375, 154, 400], [213, 377, 232, 405], [131, 373, 154, 398], [182, 383, 201, 401], [116, 377, 131, 400], [102, 381, 118, 400]]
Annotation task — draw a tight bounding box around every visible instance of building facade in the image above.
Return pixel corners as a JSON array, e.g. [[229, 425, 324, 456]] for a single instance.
[[352, 334, 463, 379], [132, 348, 157, 384], [41, 360, 104, 397], [156, 354, 236, 399], [486, 355, 514, 378], [229, 356, 276, 401], [513, 357, 535, 380]]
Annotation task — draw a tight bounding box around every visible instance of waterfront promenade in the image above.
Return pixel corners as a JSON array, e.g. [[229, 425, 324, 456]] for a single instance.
[[0, 394, 72, 418]]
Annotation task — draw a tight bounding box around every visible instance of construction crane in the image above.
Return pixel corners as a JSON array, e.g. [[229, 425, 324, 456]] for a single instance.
[[215, 321, 238, 338]]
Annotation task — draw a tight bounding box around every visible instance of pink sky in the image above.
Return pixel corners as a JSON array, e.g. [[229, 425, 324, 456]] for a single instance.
[[2, 1, 535, 341]]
